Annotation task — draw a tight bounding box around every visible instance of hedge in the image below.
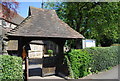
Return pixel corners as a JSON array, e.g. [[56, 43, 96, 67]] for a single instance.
[[84, 46, 119, 73], [66, 46, 119, 79], [66, 49, 92, 78], [0, 55, 23, 80]]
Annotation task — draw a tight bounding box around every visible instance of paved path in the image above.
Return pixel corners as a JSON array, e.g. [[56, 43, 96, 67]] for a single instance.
[[83, 65, 119, 79], [28, 76, 63, 79], [23, 58, 64, 79], [24, 59, 119, 79]]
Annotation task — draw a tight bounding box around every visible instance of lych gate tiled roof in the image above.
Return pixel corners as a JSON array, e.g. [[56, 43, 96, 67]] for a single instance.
[[8, 6, 84, 39]]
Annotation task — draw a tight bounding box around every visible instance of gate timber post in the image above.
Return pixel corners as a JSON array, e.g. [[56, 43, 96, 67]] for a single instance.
[[18, 37, 29, 81], [24, 38, 30, 81], [54, 40, 66, 75], [18, 37, 23, 57], [25, 56, 29, 80]]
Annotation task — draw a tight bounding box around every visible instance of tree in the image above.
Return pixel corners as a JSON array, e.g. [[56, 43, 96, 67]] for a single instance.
[[44, 2, 119, 47], [0, 0, 19, 20]]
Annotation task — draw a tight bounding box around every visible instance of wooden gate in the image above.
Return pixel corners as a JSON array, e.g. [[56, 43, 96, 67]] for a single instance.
[[42, 54, 56, 76]]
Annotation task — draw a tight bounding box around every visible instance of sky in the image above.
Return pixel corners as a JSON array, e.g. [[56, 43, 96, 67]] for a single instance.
[[11, 0, 118, 18], [17, 2, 43, 18]]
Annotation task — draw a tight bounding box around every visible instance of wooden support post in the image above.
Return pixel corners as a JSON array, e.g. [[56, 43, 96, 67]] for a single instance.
[[18, 37, 29, 81], [75, 39, 82, 49], [18, 37, 23, 57], [25, 56, 29, 81], [54, 40, 65, 75]]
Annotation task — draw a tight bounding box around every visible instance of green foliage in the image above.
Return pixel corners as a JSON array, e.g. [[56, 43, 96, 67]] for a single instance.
[[47, 50, 53, 56], [65, 46, 119, 79], [44, 2, 119, 47], [84, 46, 119, 73], [111, 44, 120, 46], [0, 55, 23, 80], [67, 49, 92, 78], [47, 50, 53, 54], [64, 55, 74, 78]]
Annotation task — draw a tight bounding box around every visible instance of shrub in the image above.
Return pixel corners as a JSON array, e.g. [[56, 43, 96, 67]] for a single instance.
[[65, 46, 119, 79], [47, 50, 53, 54], [111, 44, 120, 46], [64, 55, 74, 78], [47, 50, 53, 56], [67, 49, 92, 78], [84, 46, 119, 73], [0, 55, 23, 80]]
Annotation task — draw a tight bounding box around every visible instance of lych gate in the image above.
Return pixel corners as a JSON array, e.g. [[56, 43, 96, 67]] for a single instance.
[[7, 6, 84, 80]]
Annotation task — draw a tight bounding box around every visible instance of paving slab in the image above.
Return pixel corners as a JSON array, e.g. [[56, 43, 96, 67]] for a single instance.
[[28, 76, 64, 79], [82, 65, 119, 79]]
